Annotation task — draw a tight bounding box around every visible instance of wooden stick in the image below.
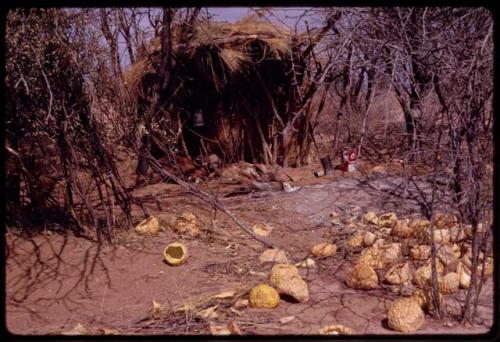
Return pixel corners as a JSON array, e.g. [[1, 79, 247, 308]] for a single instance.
[[141, 151, 275, 248]]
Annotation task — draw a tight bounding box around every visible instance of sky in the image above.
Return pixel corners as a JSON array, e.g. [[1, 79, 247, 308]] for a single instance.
[[206, 7, 251, 21], [118, 7, 324, 67], [206, 7, 323, 28]]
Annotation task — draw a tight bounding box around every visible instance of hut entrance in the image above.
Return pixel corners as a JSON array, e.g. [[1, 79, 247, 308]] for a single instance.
[[124, 15, 330, 172]]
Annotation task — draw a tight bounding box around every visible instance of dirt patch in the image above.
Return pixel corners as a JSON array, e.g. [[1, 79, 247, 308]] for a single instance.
[[5, 171, 493, 335]]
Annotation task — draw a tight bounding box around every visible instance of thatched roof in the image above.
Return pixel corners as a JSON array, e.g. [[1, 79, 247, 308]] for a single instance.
[[124, 15, 296, 94]]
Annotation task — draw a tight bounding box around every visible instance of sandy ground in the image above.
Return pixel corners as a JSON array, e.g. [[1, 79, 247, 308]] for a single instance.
[[5, 169, 494, 336]]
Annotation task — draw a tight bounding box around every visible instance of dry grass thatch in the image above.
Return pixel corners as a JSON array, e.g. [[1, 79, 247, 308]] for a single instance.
[[124, 15, 294, 93], [124, 15, 318, 165]]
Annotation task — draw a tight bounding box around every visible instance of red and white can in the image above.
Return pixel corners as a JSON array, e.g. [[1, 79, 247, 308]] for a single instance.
[[341, 148, 358, 172]]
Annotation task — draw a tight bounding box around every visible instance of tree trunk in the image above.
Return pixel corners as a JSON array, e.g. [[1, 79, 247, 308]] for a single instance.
[[99, 9, 122, 80], [159, 8, 175, 93]]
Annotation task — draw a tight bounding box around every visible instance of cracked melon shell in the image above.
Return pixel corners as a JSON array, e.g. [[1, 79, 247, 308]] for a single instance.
[[319, 325, 353, 335], [363, 211, 379, 225], [387, 298, 424, 332], [438, 272, 460, 294], [311, 243, 337, 257], [363, 231, 377, 247], [357, 247, 384, 269], [259, 249, 289, 264], [348, 233, 364, 249], [346, 263, 378, 290], [410, 245, 431, 261], [135, 216, 161, 235], [269, 264, 309, 303], [383, 262, 411, 285], [163, 242, 188, 266], [249, 284, 280, 309], [174, 212, 200, 236], [392, 220, 414, 238], [413, 262, 444, 288]]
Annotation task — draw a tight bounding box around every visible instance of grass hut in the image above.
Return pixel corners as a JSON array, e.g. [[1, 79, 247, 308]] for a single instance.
[[125, 15, 319, 166]]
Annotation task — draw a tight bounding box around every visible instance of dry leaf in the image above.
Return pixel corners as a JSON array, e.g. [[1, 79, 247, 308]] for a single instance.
[[213, 290, 236, 299], [152, 300, 162, 319], [233, 299, 249, 308], [279, 316, 295, 324], [227, 320, 242, 335], [252, 223, 273, 237], [210, 321, 241, 335], [229, 307, 242, 316], [319, 324, 353, 335], [295, 258, 316, 268], [197, 305, 219, 319], [135, 216, 161, 236], [249, 270, 267, 277], [99, 328, 119, 335], [62, 323, 88, 335], [209, 323, 231, 336]]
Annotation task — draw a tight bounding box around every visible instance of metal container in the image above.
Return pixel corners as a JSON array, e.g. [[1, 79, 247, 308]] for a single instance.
[[320, 156, 333, 175], [341, 148, 358, 172], [193, 110, 204, 127]]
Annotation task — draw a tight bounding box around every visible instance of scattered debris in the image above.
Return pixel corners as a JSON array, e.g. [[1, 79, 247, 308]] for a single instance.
[[61, 323, 88, 335], [152, 300, 162, 319], [383, 262, 411, 285], [233, 299, 249, 309], [379, 242, 402, 267], [392, 220, 414, 238], [310, 243, 337, 257], [413, 262, 444, 288], [319, 324, 353, 335], [378, 212, 398, 228], [363, 211, 379, 225], [443, 321, 454, 328], [410, 245, 431, 261], [387, 298, 425, 332], [270, 264, 309, 303], [135, 216, 161, 236], [252, 223, 273, 237], [209, 320, 241, 335], [249, 284, 280, 309], [227, 320, 242, 335], [163, 242, 188, 266], [438, 272, 460, 294], [347, 233, 364, 249], [357, 247, 384, 269], [99, 328, 120, 335], [278, 316, 296, 325], [314, 170, 325, 177], [197, 305, 219, 319], [346, 263, 378, 290], [282, 182, 301, 193], [259, 249, 289, 264], [213, 290, 237, 299], [295, 258, 316, 268], [174, 212, 201, 236], [362, 231, 377, 247]]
